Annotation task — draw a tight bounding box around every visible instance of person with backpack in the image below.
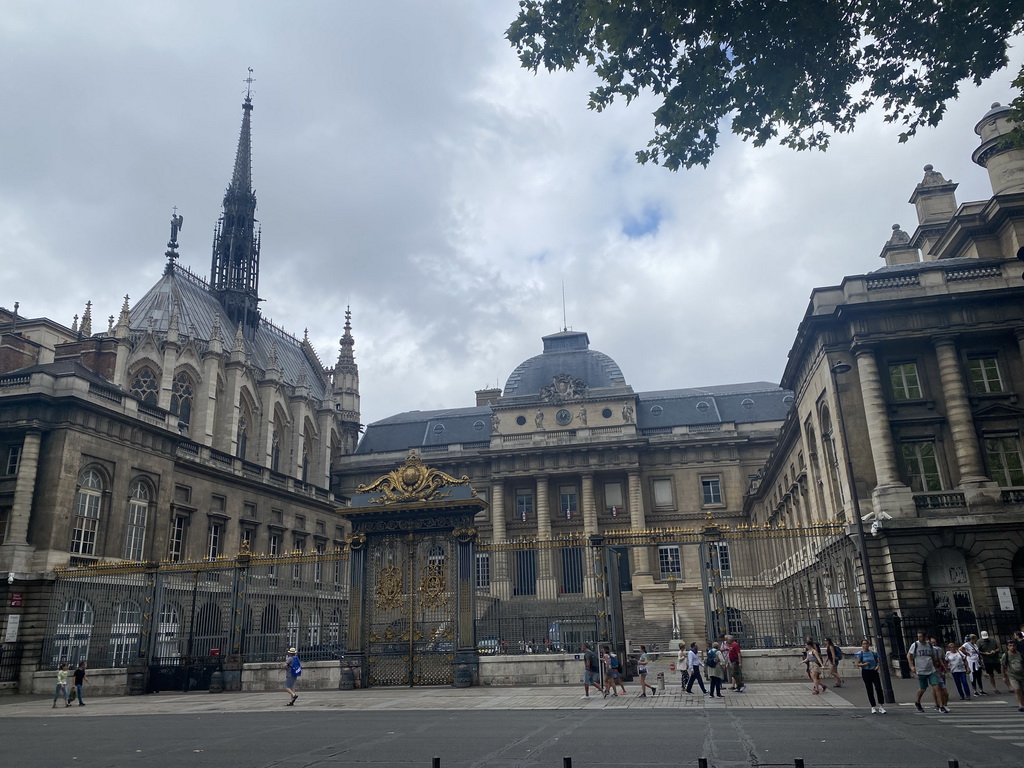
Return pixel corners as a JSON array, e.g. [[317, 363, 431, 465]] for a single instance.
[[284, 647, 302, 706], [602, 646, 627, 697], [581, 642, 602, 699], [909, 631, 948, 713], [706, 641, 725, 698], [824, 638, 845, 688]]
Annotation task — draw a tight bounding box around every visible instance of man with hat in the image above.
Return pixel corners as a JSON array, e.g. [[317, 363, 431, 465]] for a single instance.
[[977, 631, 1002, 694], [284, 647, 302, 706]]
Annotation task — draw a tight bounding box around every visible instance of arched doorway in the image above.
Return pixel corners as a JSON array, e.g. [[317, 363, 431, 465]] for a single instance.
[[925, 548, 977, 643]]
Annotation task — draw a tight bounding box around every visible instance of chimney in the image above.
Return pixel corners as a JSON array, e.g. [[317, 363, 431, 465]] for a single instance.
[[972, 102, 1024, 196], [476, 387, 502, 406]]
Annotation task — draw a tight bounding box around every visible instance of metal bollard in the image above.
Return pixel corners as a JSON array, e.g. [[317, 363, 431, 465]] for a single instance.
[[949, 761, 959, 768], [656, 671, 665, 691], [563, 758, 572, 768], [432, 757, 440, 768], [698, 759, 709, 768], [794, 759, 805, 768]]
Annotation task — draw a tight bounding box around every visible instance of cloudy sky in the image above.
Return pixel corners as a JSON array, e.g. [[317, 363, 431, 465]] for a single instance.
[[1, 3, 1021, 427]]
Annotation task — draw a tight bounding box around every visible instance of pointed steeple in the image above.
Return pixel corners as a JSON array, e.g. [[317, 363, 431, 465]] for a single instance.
[[336, 307, 356, 369], [80, 301, 92, 337], [210, 70, 262, 337], [333, 307, 361, 455], [115, 295, 131, 338]]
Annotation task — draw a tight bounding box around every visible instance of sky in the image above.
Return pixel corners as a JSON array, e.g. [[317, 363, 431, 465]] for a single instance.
[[1, 2, 1021, 427]]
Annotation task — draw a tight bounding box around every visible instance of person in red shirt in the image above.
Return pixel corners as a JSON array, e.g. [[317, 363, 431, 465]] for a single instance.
[[725, 634, 746, 692]]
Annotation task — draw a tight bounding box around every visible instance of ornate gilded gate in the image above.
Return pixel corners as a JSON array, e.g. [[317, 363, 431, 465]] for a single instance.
[[365, 531, 458, 686], [341, 454, 485, 688]]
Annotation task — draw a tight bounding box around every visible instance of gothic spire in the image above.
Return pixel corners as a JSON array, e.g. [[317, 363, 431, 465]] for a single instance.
[[210, 69, 262, 337], [336, 306, 355, 368]]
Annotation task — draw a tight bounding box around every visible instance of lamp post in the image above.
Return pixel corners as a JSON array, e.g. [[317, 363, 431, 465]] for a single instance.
[[667, 574, 679, 640], [830, 361, 896, 704]]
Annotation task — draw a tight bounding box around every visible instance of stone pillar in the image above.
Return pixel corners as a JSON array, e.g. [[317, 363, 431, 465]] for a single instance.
[[535, 476, 556, 595], [490, 481, 511, 599], [933, 336, 997, 496], [535, 476, 551, 540], [0, 430, 41, 573], [581, 473, 597, 536], [627, 470, 651, 580]]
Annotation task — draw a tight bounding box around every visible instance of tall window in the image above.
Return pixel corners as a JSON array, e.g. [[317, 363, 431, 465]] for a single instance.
[[156, 603, 181, 659], [604, 481, 623, 515], [168, 516, 188, 562], [561, 547, 584, 593], [54, 598, 94, 665], [701, 477, 723, 506], [110, 600, 141, 666], [307, 610, 322, 646], [653, 478, 675, 508], [967, 356, 1003, 394], [558, 485, 578, 520], [237, 399, 253, 461], [129, 367, 159, 405], [122, 479, 149, 560], [287, 607, 301, 648], [515, 489, 533, 521], [271, 430, 281, 472], [985, 435, 1024, 487], [475, 552, 490, 589], [5, 445, 21, 476], [658, 545, 681, 580], [170, 371, 195, 427], [207, 522, 222, 559], [0, 507, 9, 545], [902, 441, 943, 492], [70, 469, 103, 556], [314, 541, 325, 584], [268, 532, 280, 578], [889, 362, 922, 400], [710, 541, 732, 578]]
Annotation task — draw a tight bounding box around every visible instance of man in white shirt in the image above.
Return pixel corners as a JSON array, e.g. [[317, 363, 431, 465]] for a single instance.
[[908, 631, 947, 713]]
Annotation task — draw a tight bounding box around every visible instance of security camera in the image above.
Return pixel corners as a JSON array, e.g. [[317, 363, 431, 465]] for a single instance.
[[870, 520, 882, 536], [7, 573, 13, 585]]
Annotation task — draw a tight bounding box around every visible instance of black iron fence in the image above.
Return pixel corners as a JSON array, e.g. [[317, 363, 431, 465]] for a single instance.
[[0, 642, 22, 682]]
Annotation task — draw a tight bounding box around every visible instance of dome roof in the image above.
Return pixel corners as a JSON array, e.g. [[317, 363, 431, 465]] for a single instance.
[[502, 331, 627, 398]]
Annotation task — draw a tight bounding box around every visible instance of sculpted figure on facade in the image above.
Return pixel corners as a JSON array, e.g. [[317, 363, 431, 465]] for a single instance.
[[540, 373, 588, 403]]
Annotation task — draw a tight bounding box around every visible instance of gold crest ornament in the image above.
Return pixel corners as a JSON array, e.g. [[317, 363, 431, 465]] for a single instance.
[[356, 453, 471, 505]]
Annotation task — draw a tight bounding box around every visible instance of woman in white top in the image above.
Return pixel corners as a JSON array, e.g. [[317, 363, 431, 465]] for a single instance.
[[959, 634, 984, 695], [805, 638, 826, 694], [945, 642, 970, 701], [684, 642, 708, 695]]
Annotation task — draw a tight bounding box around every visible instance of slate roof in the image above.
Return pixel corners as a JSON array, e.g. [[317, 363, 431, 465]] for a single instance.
[[1, 358, 122, 391], [503, 330, 627, 398], [129, 266, 328, 399]]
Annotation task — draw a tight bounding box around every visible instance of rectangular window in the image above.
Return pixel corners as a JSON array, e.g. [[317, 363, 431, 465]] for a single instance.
[[268, 533, 280, 578], [293, 535, 306, 580], [710, 541, 732, 578], [968, 356, 1004, 394], [5, 445, 21, 476], [295, 516, 306, 531], [984, 435, 1024, 487], [314, 541, 325, 584], [168, 516, 187, 562], [515, 489, 533, 521], [514, 549, 537, 596], [889, 362, 922, 400], [558, 485, 578, 520], [701, 476, 723, 506], [561, 547, 584, 594], [475, 552, 490, 589], [658, 545, 682, 580], [207, 523, 222, 559], [901, 441, 943, 492], [604, 482, 623, 514], [70, 489, 101, 555], [173, 485, 192, 503], [652, 478, 674, 508], [0, 507, 10, 546], [210, 495, 226, 514], [241, 527, 254, 548], [122, 500, 148, 560]]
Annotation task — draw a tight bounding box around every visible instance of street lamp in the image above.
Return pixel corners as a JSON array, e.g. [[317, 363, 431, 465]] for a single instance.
[[667, 574, 679, 639], [830, 360, 896, 704]]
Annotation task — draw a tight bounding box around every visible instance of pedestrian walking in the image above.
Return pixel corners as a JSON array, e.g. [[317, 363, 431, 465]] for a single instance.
[[706, 641, 725, 698], [853, 639, 885, 713], [636, 645, 657, 697], [824, 638, 844, 687], [1000, 640, 1024, 712], [977, 631, 1003, 694], [685, 642, 708, 695], [909, 631, 947, 713], [602, 646, 626, 697], [959, 634, 984, 695], [284, 647, 302, 706], [53, 663, 70, 708], [581, 642, 602, 699], [72, 661, 87, 707], [676, 643, 690, 689], [804, 638, 826, 694], [930, 636, 949, 708], [945, 642, 971, 701], [724, 634, 745, 692]]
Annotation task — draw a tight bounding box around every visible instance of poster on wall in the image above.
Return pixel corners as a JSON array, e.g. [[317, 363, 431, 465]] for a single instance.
[[4, 614, 20, 643], [996, 586, 1014, 612]]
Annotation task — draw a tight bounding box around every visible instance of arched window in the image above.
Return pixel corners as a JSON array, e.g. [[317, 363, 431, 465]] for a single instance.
[[156, 603, 181, 659], [129, 366, 159, 406], [926, 549, 977, 642], [70, 469, 103, 556], [819, 408, 845, 513], [170, 371, 195, 428], [301, 441, 310, 483], [122, 479, 149, 560], [307, 609, 322, 646], [110, 600, 141, 666], [54, 598, 94, 665]]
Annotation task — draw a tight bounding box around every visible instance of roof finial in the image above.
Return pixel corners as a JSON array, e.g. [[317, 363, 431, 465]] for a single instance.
[[80, 301, 92, 337], [561, 279, 567, 332], [164, 208, 184, 276], [244, 67, 255, 102]]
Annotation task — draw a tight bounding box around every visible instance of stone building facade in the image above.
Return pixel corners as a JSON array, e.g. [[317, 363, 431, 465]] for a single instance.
[[744, 102, 1024, 640], [0, 90, 360, 687]]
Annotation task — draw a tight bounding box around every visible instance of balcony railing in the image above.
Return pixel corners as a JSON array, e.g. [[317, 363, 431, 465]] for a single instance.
[[913, 491, 967, 510]]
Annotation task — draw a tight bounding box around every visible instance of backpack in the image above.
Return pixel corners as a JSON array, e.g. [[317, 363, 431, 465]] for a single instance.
[[290, 656, 302, 677], [707, 649, 718, 668], [609, 654, 619, 670], [833, 646, 843, 662]]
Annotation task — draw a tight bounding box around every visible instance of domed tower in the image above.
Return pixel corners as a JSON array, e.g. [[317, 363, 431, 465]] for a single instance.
[[972, 102, 1024, 196]]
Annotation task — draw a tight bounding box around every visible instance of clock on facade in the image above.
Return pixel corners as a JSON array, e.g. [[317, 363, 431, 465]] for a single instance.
[[555, 408, 572, 426]]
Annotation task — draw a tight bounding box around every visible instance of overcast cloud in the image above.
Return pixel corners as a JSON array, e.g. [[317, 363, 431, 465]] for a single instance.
[[1, 2, 1021, 426]]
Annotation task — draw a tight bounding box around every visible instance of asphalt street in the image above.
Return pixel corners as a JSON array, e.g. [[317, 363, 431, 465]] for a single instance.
[[1, 680, 1021, 768]]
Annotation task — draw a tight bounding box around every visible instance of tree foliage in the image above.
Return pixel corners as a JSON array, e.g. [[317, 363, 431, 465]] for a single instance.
[[507, 1, 1024, 169]]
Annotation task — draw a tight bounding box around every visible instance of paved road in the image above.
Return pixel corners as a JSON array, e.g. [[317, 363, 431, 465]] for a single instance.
[[2, 681, 1021, 767]]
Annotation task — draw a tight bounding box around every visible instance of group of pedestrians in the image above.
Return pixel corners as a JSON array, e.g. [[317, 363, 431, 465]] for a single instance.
[[580, 642, 636, 699], [802, 637, 844, 695]]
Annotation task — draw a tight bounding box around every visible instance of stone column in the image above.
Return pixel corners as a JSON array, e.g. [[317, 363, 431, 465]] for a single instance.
[[581, 473, 597, 536], [535, 476, 556, 596], [490, 480, 511, 599], [6, 430, 40, 546], [933, 336, 991, 486], [627, 470, 651, 579], [535, 476, 551, 540], [852, 347, 919, 518]]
